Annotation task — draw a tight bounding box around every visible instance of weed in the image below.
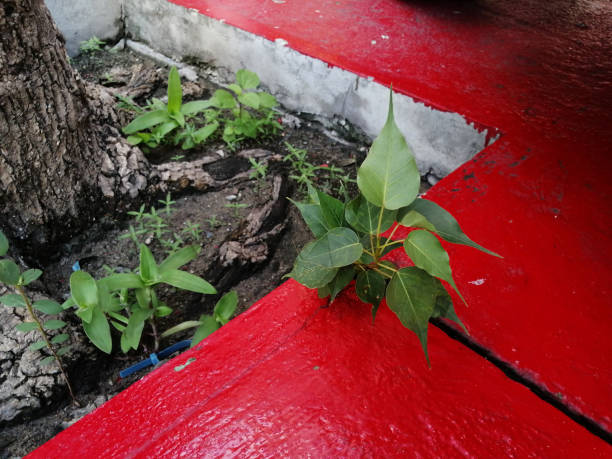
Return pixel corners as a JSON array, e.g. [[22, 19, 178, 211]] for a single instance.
[[79, 36, 105, 54], [225, 202, 249, 218], [0, 231, 77, 404], [287, 92, 501, 364], [206, 215, 222, 229]]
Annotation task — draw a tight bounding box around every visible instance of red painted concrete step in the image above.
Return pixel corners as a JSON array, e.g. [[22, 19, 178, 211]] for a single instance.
[[166, 0, 612, 429], [30, 281, 609, 457]]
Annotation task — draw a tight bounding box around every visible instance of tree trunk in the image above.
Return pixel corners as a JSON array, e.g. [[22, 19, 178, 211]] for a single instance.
[[0, 0, 153, 256]]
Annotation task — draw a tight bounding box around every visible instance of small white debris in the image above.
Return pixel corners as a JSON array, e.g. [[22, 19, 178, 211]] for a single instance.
[[272, 0, 286, 3], [381, 34, 389, 40], [468, 278, 486, 286], [216, 149, 225, 157], [275, 38, 289, 47], [226, 195, 237, 201], [371, 40, 377, 45]]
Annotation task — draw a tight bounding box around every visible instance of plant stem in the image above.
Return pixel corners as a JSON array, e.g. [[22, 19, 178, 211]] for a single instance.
[[376, 262, 398, 273], [17, 286, 78, 406], [371, 266, 393, 279], [149, 318, 159, 351]]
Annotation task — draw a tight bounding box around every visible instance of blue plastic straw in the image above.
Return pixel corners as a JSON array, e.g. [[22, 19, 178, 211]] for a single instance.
[[119, 340, 191, 378]]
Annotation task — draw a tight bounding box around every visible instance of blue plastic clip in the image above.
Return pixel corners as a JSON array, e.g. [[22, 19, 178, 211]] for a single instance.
[[72, 261, 81, 271], [119, 340, 191, 378]]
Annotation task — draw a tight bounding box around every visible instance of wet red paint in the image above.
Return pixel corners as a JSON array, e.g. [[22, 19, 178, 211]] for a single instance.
[[30, 282, 609, 457], [33, 0, 612, 454]]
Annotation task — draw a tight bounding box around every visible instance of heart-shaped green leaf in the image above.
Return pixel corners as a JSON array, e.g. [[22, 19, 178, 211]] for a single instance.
[[236, 69, 260, 89], [431, 282, 468, 334], [0, 259, 20, 286], [398, 198, 501, 258], [238, 92, 260, 109], [159, 269, 216, 294], [316, 190, 345, 229], [258, 92, 277, 108], [33, 300, 63, 315], [357, 92, 420, 210], [345, 194, 397, 235], [355, 270, 386, 307], [288, 241, 338, 289], [386, 267, 440, 364], [70, 271, 98, 309], [212, 89, 237, 109], [403, 230, 466, 306], [308, 227, 363, 268], [288, 199, 328, 238], [83, 307, 112, 354], [0, 293, 25, 307], [167, 67, 182, 115]]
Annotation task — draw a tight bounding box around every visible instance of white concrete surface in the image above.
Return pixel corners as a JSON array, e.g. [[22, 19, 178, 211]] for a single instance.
[[124, 0, 496, 179], [46, 0, 123, 56]]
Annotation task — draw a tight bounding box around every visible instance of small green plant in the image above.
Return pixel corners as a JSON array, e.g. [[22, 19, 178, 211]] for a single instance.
[[123, 67, 218, 149], [116, 94, 143, 113], [162, 290, 238, 346], [287, 93, 501, 364], [67, 244, 216, 353], [79, 36, 106, 54], [206, 215, 222, 229], [283, 143, 354, 198], [248, 157, 268, 189], [0, 231, 77, 404], [225, 202, 249, 218]]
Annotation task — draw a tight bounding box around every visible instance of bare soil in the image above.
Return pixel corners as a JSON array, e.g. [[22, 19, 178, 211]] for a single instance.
[[0, 45, 383, 457]]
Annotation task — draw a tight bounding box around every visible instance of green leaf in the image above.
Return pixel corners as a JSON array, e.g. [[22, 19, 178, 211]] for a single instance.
[[236, 69, 260, 89], [44, 319, 66, 330], [316, 190, 345, 229], [258, 92, 277, 108], [108, 311, 129, 324], [432, 283, 468, 334], [123, 110, 169, 134], [61, 297, 76, 310], [167, 67, 182, 115], [161, 320, 202, 338], [123, 308, 151, 351], [227, 83, 243, 95], [21, 269, 42, 285], [159, 269, 217, 294], [33, 299, 63, 315], [159, 245, 199, 272], [97, 282, 121, 313], [212, 89, 237, 109], [127, 135, 143, 145], [40, 356, 55, 366], [327, 266, 356, 302], [287, 199, 328, 238], [76, 306, 94, 323], [0, 293, 25, 307], [0, 259, 20, 285], [398, 199, 502, 257], [318, 285, 331, 298], [83, 307, 112, 354], [51, 333, 70, 344], [16, 322, 38, 332], [168, 111, 185, 127], [397, 208, 436, 233], [287, 241, 338, 289], [139, 244, 159, 284], [135, 287, 152, 309], [213, 291, 238, 324], [191, 315, 220, 346], [371, 302, 381, 323], [403, 230, 466, 306], [57, 345, 71, 356], [238, 92, 260, 109], [0, 230, 8, 256], [153, 120, 179, 138], [345, 194, 396, 235], [386, 267, 440, 364], [307, 227, 363, 268], [357, 92, 420, 210], [180, 100, 214, 115], [29, 340, 47, 351], [155, 305, 173, 317], [98, 273, 144, 291], [193, 122, 219, 143], [355, 270, 386, 307], [70, 270, 98, 309]]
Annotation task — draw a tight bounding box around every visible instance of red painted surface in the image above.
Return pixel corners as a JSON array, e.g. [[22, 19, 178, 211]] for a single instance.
[[30, 282, 609, 457], [163, 0, 612, 429], [33, 0, 612, 454]]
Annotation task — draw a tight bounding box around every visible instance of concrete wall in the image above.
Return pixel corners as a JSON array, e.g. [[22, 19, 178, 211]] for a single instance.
[[45, 0, 123, 56], [123, 0, 493, 179]]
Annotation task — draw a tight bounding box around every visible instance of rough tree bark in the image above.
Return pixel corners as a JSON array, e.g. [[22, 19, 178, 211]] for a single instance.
[[0, 0, 154, 255]]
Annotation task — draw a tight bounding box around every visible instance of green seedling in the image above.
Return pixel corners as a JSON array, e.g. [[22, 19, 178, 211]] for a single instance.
[[287, 92, 502, 365], [206, 215, 222, 229], [67, 244, 216, 353], [79, 36, 105, 54], [171, 154, 185, 161], [0, 231, 77, 404], [116, 94, 143, 113], [162, 291, 238, 346], [225, 202, 249, 218], [182, 221, 203, 242]]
